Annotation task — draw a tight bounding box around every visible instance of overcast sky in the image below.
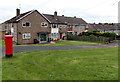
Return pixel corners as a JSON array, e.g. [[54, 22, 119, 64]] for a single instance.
[[0, 0, 119, 23]]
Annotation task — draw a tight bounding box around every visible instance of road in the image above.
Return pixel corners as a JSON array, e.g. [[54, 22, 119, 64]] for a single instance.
[[0, 43, 118, 57]]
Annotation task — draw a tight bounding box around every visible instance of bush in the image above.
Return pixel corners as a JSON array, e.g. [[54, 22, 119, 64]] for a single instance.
[[67, 35, 112, 43], [82, 31, 116, 40], [102, 32, 116, 39], [67, 35, 73, 40]]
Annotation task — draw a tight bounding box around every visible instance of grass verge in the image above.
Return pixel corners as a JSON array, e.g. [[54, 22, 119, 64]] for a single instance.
[[0, 40, 4, 47], [15, 40, 103, 46], [0, 40, 103, 47], [2, 47, 118, 80]]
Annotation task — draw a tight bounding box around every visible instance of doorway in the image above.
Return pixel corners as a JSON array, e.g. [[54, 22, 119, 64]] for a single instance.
[[40, 34, 47, 42], [60, 33, 62, 39]]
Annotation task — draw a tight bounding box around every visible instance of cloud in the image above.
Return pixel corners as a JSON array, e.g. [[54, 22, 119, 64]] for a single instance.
[[0, 0, 119, 23]]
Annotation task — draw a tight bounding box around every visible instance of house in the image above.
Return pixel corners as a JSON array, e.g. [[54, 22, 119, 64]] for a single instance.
[[43, 12, 88, 40], [1, 9, 51, 44], [89, 23, 120, 35], [0, 23, 11, 39], [1, 9, 88, 44]]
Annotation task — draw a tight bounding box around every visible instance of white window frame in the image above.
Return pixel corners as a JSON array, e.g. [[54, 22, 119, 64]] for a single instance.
[[52, 33, 58, 38], [11, 27, 14, 33], [52, 24, 58, 28], [41, 22, 48, 27], [22, 21, 31, 27], [86, 25, 89, 28], [22, 33, 31, 39]]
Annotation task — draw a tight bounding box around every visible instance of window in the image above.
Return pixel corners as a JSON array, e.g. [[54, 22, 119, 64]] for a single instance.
[[75, 32, 77, 35], [80, 25, 84, 28], [22, 33, 31, 39], [86, 25, 89, 28], [52, 33, 58, 38], [59, 26, 62, 28], [41, 22, 48, 27], [22, 22, 31, 27], [52, 24, 58, 28], [11, 23, 14, 27], [5, 26, 8, 30], [11, 28, 14, 33], [59, 25, 66, 28]]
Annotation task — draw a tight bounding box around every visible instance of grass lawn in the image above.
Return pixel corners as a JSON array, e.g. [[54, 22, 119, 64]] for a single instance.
[[0, 40, 103, 47], [0, 58, 1, 81], [0, 40, 4, 47], [2, 47, 118, 80], [39, 40, 103, 46]]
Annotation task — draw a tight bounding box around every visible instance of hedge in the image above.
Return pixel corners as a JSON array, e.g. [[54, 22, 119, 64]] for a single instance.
[[82, 31, 116, 40], [67, 35, 113, 43]]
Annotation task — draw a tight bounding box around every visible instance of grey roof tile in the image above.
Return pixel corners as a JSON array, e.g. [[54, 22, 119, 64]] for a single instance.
[[89, 24, 120, 30], [43, 14, 87, 24], [3, 10, 87, 25], [4, 10, 33, 23]]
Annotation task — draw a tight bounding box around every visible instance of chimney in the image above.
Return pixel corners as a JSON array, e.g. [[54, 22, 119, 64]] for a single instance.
[[54, 11, 57, 18], [62, 15, 64, 17], [74, 16, 76, 18], [16, 8, 20, 16]]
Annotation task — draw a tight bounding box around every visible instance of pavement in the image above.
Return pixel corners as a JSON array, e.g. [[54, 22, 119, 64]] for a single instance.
[[0, 43, 118, 57]]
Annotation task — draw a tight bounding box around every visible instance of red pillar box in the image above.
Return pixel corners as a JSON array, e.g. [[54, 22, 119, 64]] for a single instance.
[[4, 35, 14, 57]]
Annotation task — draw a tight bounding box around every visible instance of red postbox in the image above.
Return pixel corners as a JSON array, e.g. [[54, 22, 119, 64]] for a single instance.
[[4, 35, 13, 57]]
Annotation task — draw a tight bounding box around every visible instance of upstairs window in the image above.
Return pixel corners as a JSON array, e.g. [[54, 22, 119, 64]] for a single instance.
[[52, 24, 58, 28], [22, 22, 31, 27], [41, 22, 48, 27], [5, 26, 8, 30]]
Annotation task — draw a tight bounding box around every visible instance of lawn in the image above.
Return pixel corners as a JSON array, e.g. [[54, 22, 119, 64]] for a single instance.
[[1, 40, 103, 47], [2, 47, 118, 80], [0, 40, 4, 47], [39, 40, 103, 46], [0, 58, 1, 81]]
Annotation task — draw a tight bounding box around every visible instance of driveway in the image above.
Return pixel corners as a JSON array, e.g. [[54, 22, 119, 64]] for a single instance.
[[1, 43, 118, 57]]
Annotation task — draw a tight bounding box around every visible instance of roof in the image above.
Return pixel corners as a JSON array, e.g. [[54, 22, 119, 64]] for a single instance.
[[89, 23, 120, 31], [43, 14, 87, 25], [4, 10, 35, 23], [3, 9, 87, 25]]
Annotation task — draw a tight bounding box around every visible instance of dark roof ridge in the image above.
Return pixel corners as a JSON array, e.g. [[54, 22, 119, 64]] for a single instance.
[[3, 10, 87, 24], [4, 10, 35, 23], [43, 13, 83, 19]]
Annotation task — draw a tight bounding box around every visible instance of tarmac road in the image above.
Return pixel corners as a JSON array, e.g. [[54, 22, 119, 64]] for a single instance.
[[0, 43, 118, 57]]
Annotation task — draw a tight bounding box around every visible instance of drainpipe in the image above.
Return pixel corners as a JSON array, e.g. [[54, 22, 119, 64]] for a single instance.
[[17, 23, 18, 45]]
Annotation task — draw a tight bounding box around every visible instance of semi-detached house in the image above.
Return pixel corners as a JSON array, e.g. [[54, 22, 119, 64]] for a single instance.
[[0, 9, 88, 44]]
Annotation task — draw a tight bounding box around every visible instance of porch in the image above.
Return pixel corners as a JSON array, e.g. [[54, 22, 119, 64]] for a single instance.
[[37, 32, 51, 43]]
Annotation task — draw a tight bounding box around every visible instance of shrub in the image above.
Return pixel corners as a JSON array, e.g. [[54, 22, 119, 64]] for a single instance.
[[82, 31, 116, 40], [67, 35, 73, 40], [67, 35, 112, 43]]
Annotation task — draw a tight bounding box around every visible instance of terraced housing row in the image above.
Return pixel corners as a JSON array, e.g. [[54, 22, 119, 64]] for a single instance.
[[0, 9, 119, 44]]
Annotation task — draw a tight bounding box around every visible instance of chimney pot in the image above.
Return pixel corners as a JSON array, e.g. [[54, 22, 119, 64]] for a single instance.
[[54, 11, 57, 18], [16, 8, 20, 16], [74, 16, 76, 18]]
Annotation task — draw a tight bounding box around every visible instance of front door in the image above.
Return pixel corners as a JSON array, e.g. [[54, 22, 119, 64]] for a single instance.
[[40, 34, 47, 41], [60, 33, 62, 39]]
